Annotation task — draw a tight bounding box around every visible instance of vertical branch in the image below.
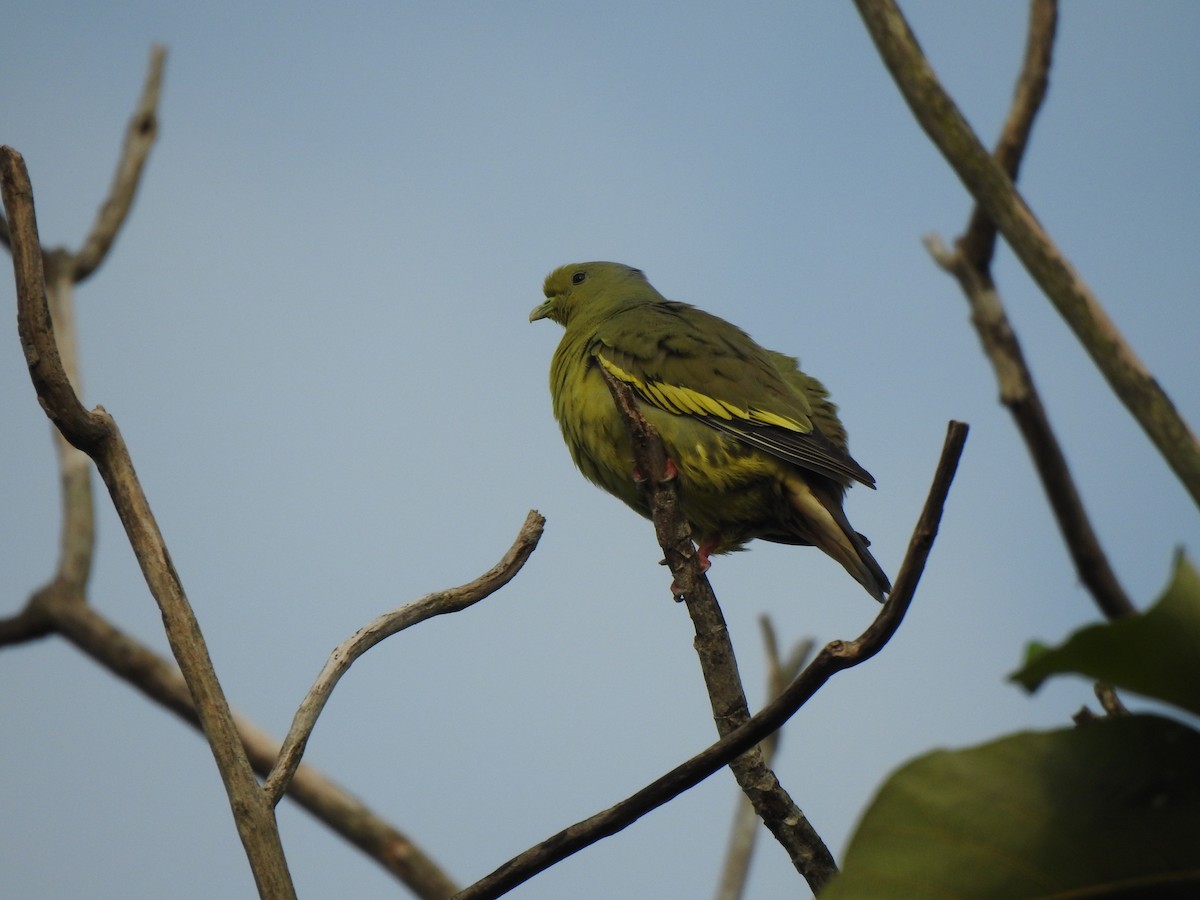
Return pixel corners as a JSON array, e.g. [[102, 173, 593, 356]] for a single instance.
[[599, 368, 838, 891], [714, 620, 814, 900], [852, 0, 1200, 509], [919, 0, 1134, 620], [959, 0, 1057, 270], [2, 45, 463, 897], [44, 261, 97, 596], [3, 45, 165, 613], [2, 145, 296, 899]]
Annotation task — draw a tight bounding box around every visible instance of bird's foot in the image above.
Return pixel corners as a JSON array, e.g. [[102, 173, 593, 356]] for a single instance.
[[632, 456, 678, 483], [666, 545, 712, 599]]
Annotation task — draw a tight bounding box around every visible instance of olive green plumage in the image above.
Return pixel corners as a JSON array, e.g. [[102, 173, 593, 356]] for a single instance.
[[530, 261, 890, 602]]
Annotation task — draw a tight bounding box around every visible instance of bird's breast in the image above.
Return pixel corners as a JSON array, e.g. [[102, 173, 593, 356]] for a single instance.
[[550, 342, 645, 512], [549, 336, 790, 540]]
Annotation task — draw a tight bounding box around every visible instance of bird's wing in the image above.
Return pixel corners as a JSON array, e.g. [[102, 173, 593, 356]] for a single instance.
[[766, 350, 848, 453], [591, 302, 875, 488]]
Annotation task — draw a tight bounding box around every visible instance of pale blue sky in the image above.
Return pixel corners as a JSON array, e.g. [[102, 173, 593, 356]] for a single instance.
[[3, 2, 1198, 898]]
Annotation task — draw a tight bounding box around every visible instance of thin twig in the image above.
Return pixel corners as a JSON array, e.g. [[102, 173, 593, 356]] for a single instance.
[[758, 618, 816, 754], [72, 45, 166, 282], [264, 511, 545, 805], [1071, 706, 1098, 726], [600, 368, 838, 890], [44, 262, 97, 596], [2, 145, 295, 899], [852, 0, 1200, 509], [924, 239, 1133, 620], [959, 0, 1057, 270], [454, 421, 968, 900], [1094, 682, 1128, 717], [714, 619, 814, 900], [919, 0, 1134, 620]]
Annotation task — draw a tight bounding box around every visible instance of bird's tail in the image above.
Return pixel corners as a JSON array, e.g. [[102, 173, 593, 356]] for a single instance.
[[783, 475, 891, 602]]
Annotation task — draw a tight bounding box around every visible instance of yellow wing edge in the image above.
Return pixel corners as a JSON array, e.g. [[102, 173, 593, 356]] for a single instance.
[[595, 351, 807, 432]]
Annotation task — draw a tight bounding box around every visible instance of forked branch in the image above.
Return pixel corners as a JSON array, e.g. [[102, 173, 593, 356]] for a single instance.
[[915, 0, 1134, 620], [2, 47, 462, 897], [2, 144, 296, 899], [853, 0, 1200, 509], [455, 421, 968, 899]]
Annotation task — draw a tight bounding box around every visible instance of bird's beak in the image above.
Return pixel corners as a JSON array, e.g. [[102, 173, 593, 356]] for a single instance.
[[529, 298, 554, 322]]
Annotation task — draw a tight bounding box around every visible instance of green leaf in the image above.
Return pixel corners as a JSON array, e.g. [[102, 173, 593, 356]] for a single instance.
[[1011, 551, 1200, 716], [822, 715, 1200, 899]]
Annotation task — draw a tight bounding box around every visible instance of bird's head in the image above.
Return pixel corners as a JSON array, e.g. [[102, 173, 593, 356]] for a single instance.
[[530, 261, 659, 327]]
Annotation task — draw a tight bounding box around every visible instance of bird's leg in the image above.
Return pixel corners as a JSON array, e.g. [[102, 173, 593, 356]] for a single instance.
[[632, 456, 678, 483]]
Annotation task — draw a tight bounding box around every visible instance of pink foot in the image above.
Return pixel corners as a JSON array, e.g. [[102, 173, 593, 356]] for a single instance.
[[669, 538, 715, 597], [633, 456, 679, 483]]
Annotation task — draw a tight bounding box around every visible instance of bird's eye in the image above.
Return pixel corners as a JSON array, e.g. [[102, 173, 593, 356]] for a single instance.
[[571, 271, 586, 285]]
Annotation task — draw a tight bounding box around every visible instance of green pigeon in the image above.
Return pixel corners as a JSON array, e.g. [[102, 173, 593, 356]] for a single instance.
[[530, 261, 890, 602]]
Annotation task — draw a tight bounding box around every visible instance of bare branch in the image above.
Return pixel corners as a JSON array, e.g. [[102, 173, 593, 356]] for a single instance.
[[918, 0, 1134, 621], [0, 596, 55, 644], [599, 367, 837, 890], [264, 510, 545, 805], [852, 0, 1200, 509], [1071, 706, 1097, 726], [714, 619, 814, 900], [43, 259, 98, 595], [32, 596, 460, 899], [72, 45, 166, 282], [1073, 681, 1128, 726], [455, 421, 968, 900], [960, 0, 1057, 269], [1, 53, 158, 622], [2, 145, 295, 898], [2, 149, 106, 446], [925, 239, 1133, 619], [3, 55, 462, 890], [1094, 682, 1129, 717]]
